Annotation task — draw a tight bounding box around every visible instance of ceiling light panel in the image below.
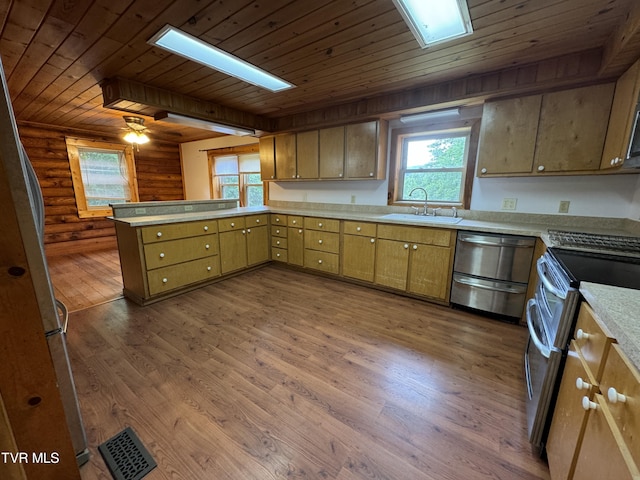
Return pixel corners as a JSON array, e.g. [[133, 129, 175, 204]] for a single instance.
[[148, 25, 294, 92], [154, 112, 255, 137], [393, 0, 473, 48]]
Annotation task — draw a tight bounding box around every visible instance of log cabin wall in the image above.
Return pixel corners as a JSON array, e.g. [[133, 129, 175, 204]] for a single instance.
[[17, 124, 183, 256]]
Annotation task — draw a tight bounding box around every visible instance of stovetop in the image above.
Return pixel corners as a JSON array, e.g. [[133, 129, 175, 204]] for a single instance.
[[547, 229, 640, 255]]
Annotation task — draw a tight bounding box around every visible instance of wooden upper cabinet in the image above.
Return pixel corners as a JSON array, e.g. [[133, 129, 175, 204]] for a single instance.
[[319, 126, 345, 179], [477, 83, 615, 176], [477, 95, 541, 175], [345, 120, 387, 179], [601, 59, 640, 169], [259, 136, 276, 180], [296, 130, 319, 179], [275, 133, 297, 180], [534, 83, 615, 173]]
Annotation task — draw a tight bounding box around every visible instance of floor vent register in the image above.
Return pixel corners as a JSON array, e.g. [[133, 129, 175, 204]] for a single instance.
[[98, 427, 157, 480]]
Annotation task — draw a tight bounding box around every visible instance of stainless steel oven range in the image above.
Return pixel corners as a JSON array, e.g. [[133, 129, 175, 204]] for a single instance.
[[525, 230, 640, 456]]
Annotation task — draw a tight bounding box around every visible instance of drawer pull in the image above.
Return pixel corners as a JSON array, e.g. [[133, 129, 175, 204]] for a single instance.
[[276, 253, 281, 258], [162, 277, 168, 284], [247, 228, 251, 233], [607, 387, 627, 404], [276, 218, 280, 222], [370, 238, 375, 243], [318, 222, 323, 227], [318, 239, 323, 244], [207, 266, 212, 271], [404, 244, 409, 249], [242, 230, 246, 235], [576, 329, 590, 341], [318, 259, 323, 264], [412, 244, 418, 250], [298, 229, 303, 234], [276, 229, 281, 234], [256, 219, 260, 223], [276, 241, 280, 245], [292, 220, 297, 224], [230, 222, 235, 227], [356, 227, 361, 232], [157, 232, 162, 238], [582, 396, 598, 411], [575, 378, 591, 391], [204, 225, 209, 231], [205, 244, 210, 249]]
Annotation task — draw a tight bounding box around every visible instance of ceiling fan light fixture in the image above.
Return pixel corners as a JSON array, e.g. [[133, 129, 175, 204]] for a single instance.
[[123, 130, 150, 144], [148, 25, 294, 92], [154, 111, 255, 137], [393, 0, 473, 48]]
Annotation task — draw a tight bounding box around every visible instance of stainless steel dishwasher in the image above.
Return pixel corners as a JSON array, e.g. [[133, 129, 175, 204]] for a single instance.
[[450, 231, 535, 319]]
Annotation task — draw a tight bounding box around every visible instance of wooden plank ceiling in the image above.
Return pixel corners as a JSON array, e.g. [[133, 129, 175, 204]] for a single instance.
[[0, 0, 639, 143]]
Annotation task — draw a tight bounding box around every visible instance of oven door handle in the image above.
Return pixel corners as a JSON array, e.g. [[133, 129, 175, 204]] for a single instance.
[[536, 256, 567, 300], [526, 299, 559, 359]]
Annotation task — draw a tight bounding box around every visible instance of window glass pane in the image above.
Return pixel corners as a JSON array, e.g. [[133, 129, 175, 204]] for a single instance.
[[214, 155, 239, 175], [406, 136, 466, 169], [78, 148, 130, 207], [220, 175, 239, 184], [246, 173, 262, 184], [239, 153, 261, 173], [222, 185, 239, 199], [402, 171, 462, 202], [246, 186, 263, 207]]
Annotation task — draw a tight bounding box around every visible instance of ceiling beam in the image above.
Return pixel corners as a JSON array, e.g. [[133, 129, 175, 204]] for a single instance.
[[600, 1, 640, 76], [101, 77, 276, 133]]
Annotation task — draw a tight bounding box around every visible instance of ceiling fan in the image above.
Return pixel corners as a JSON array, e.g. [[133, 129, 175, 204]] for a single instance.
[[122, 116, 150, 145]]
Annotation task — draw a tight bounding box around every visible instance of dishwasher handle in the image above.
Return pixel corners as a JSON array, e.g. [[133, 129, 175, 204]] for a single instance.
[[458, 232, 535, 248]]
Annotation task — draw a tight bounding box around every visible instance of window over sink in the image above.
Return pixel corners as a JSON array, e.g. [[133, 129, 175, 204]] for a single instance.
[[389, 119, 479, 209]]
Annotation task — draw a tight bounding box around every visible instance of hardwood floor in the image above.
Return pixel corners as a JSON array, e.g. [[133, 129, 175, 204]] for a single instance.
[[65, 265, 550, 480], [47, 249, 123, 312]]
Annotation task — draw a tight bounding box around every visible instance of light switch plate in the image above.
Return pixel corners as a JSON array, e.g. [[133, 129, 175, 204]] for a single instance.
[[501, 198, 517, 210], [558, 200, 570, 213]]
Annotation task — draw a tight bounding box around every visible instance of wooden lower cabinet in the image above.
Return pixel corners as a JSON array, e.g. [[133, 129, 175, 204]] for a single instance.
[[374, 225, 454, 302], [246, 215, 269, 266], [219, 229, 248, 274], [148, 256, 221, 295], [343, 234, 376, 282], [288, 225, 304, 266]]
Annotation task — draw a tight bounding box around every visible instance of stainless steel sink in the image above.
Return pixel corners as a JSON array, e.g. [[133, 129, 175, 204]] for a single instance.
[[379, 213, 463, 224]]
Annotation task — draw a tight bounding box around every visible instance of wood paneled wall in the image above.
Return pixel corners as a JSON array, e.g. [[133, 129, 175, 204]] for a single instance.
[[17, 124, 184, 256]]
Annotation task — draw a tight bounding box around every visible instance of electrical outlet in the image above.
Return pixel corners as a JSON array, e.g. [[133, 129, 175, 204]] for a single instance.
[[501, 198, 517, 210], [351, 195, 356, 204], [558, 200, 570, 213]]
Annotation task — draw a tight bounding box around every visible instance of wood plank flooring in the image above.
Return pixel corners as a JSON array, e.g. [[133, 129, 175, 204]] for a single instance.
[[47, 249, 123, 312], [64, 264, 550, 480]]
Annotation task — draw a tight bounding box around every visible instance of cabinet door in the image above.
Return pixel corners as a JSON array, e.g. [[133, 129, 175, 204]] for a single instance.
[[408, 243, 451, 301], [343, 234, 376, 282], [534, 83, 614, 173], [288, 227, 304, 266], [374, 239, 409, 290], [477, 95, 541, 175], [219, 230, 247, 274], [345, 121, 378, 179], [259, 136, 276, 180], [246, 225, 269, 266], [547, 341, 597, 480], [296, 130, 319, 179], [319, 126, 345, 178], [573, 395, 640, 480], [275, 133, 297, 179], [601, 60, 640, 169]]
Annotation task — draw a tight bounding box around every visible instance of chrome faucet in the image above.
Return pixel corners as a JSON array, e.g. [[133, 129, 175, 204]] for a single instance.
[[409, 187, 429, 215]]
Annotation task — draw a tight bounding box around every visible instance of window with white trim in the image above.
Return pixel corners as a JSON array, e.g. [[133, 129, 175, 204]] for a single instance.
[[65, 138, 139, 218], [209, 153, 263, 207]]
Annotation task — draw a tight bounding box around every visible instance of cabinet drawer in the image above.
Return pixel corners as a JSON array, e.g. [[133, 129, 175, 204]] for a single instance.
[[218, 216, 246, 232], [272, 237, 288, 249], [599, 343, 640, 467], [272, 248, 288, 263], [304, 217, 340, 232], [304, 230, 339, 253], [144, 234, 219, 270], [288, 215, 303, 228], [304, 250, 339, 274], [147, 256, 220, 295], [141, 220, 217, 243], [271, 213, 287, 225], [377, 224, 452, 246], [575, 302, 616, 381], [271, 225, 288, 238], [343, 221, 376, 237], [246, 214, 268, 227]]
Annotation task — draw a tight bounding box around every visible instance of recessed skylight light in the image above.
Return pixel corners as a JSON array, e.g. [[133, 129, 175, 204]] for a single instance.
[[148, 25, 294, 92], [393, 0, 473, 48]]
